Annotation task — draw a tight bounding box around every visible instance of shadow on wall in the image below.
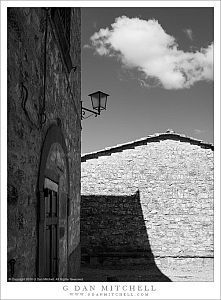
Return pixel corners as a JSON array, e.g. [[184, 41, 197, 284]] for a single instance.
[[80, 190, 171, 282]]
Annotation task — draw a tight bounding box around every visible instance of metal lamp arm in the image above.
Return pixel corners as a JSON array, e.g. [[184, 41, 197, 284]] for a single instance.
[[81, 106, 99, 116]]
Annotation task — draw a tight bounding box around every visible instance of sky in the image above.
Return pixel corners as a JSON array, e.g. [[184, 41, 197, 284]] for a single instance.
[[81, 7, 214, 154]]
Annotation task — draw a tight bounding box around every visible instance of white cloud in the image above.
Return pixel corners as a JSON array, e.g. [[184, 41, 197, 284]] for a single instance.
[[89, 16, 214, 89], [183, 28, 193, 40]]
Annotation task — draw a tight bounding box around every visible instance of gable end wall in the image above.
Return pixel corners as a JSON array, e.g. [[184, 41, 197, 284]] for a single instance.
[[81, 139, 214, 280]]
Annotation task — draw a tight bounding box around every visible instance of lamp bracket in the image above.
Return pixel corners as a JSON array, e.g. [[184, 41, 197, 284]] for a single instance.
[[81, 105, 100, 120]]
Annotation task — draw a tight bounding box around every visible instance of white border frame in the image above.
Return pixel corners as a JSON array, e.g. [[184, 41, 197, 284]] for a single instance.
[[1, 1, 220, 299]]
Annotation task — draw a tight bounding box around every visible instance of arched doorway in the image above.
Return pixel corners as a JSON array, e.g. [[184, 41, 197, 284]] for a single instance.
[[37, 124, 70, 280]]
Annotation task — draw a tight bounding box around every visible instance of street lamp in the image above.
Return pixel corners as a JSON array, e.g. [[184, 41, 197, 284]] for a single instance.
[[81, 91, 109, 120]]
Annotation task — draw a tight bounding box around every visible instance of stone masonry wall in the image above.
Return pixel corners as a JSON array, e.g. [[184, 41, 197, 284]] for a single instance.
[[7, 8, 81, 279], [81, 139, 214, 280]]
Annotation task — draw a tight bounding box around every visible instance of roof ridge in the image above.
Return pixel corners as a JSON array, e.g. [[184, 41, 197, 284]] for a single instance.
[[81, 131, 214, 162]]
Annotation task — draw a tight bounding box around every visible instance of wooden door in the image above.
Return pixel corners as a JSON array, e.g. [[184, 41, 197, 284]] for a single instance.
[[44, 178, 59, 279]]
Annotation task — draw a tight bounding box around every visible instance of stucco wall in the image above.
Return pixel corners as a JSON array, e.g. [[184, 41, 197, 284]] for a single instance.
[[81, 138, 214, 280], [7, 7, 81, 279]]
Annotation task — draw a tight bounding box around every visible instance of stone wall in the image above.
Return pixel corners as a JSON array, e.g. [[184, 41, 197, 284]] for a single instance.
[[81, 192, 150, 254], [81, 137, 214, 281], [7, 8, 81, 280]]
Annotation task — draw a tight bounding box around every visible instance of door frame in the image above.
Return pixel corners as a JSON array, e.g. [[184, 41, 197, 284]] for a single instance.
[[44, 177, 59, 279], [37, 123, 70, 279]]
